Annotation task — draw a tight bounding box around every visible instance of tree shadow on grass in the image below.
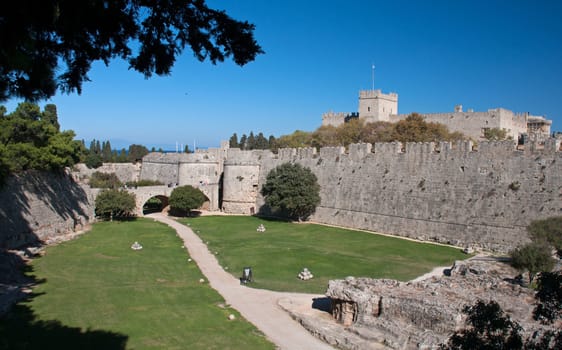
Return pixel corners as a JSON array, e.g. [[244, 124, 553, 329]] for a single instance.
[[0, 303, 128, 350], [0, 254, 128, 350]]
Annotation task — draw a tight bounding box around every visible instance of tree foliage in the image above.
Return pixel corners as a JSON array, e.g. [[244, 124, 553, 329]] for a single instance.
[[1, 0, 263, 101], [0, 102, 83, 184], [95, 189, 136, 221], [483, 127, 510, 141], [510, 242, 555, 284], [527, 216, 562, 257], [169, 185, 207, 215], [392, 113, 466, 143], [89, 172, 122, 189], [231, 113, 469, 154], [441, 300, 523, 350], [127, 144, 149, 163], [441, 300, 562, 349], [261, 163, 320, 221], [533, 271, 562, 324]]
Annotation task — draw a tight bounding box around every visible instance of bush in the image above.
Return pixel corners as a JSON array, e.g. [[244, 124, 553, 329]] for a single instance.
[[533, 271, 562, 324], [527, 216, 562, 257], [89, 172, 122, 189], [95, 189, 136, 220], [510, 242, 555, 284], [261, 163, 320, 221], [441, 300, 523, 350], [169, 185, 207, 216], [84, 153, 103, 169]]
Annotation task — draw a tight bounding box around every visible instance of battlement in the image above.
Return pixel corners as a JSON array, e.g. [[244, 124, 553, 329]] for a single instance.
[[142, 150, 220, 164], [359, 89, 398, 101], [321, 111, 347, 127], [265, 139, 559, 163]]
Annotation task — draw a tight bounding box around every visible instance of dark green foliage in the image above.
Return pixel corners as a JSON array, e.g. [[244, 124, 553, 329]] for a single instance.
[[127, 144, 149, 163], [1, 0, 263, 101], [84, 153, 103, 169], [510, 242, 555, 284], [94, 189, 136, 220], [533, 271, 562, 324], [228, 131, 274, 150], [169, 185, 207, 215], [527, 216, 562, 257], [229, 133, 239, 148], [89, 172, 122, 189], [0, 102, 83, 182], [441, 300, 523, 350], [524, 330, 562, 350], [261, 163, 320, 221]]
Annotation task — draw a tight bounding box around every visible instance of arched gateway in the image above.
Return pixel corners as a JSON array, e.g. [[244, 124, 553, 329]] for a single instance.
[[130, 184, 218, 216]]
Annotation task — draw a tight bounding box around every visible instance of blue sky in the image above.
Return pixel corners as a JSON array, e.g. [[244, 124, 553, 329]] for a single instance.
[[4, 0, 562, 150]]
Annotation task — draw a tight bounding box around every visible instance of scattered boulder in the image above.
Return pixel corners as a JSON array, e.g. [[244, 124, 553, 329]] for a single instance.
[[298, 268, 314, 280]]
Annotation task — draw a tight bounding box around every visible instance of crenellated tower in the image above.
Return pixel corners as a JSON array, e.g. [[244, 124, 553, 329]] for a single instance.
[[358, 89, 398, 123]]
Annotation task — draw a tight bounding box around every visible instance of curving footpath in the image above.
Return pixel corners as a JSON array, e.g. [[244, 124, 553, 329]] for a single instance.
[[147, 213, 334, 350]]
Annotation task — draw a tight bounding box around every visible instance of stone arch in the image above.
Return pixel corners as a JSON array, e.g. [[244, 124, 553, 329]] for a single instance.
[[142, 194, 169, 215]]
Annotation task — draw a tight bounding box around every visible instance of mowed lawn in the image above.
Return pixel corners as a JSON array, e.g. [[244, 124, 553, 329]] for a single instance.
[[182, 216, 469, 294], [0, 219, 274, 350]]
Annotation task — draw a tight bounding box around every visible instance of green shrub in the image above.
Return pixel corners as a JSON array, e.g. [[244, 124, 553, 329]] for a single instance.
[[95, 189, 136, 220], [169, 185, 206, 215], [261, 163, 320, 221], [89, 172, 122, 189]]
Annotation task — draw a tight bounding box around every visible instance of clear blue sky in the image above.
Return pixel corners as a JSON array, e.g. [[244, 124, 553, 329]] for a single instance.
[[4, 0, 562, 150]]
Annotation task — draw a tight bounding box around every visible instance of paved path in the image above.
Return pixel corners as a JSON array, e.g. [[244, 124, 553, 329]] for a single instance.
[[147, 213, 334, 350]]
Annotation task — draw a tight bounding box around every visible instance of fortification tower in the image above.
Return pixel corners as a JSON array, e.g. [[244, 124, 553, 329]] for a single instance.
[[358, 90, 398, 122]]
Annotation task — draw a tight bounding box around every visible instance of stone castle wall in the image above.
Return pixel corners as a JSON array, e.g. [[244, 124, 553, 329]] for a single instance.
[[0, 171, 95, 249], [389, 108, 528, 141], [73, 163, 142, 183], [226, 140, 561, 252]]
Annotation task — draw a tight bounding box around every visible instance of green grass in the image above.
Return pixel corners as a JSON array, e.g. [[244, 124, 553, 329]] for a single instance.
[[181, 216, 469, 294], [0, 219, 274, 350]]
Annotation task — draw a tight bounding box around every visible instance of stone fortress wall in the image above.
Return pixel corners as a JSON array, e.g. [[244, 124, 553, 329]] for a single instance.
[[0, 170, 95, 249], [139, 146, 227, 211], [2, 139, 559, 253], [219, 140, 561, 252]]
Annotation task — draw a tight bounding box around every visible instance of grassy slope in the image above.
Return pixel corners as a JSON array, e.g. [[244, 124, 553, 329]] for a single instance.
[[182, 216, 469, 294], [1, 219, 274, 350]]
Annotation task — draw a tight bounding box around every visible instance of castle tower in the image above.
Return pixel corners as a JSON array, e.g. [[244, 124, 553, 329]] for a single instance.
[[358, 90, 398, 122]]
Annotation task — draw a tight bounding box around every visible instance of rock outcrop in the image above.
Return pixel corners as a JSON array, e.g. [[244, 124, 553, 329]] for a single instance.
[[315, 258, 556, 349]]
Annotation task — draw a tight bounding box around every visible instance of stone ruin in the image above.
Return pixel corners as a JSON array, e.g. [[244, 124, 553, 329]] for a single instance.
[[321, 258, 559, 349]]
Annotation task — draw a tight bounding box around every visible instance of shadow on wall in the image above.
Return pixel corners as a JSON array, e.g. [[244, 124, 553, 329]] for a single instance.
[[0, 170, 92, 249]]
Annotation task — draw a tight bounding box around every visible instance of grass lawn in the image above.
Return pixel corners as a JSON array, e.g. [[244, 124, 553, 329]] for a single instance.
[[0, 219, 274, 350], [181, 216, 469, 294]]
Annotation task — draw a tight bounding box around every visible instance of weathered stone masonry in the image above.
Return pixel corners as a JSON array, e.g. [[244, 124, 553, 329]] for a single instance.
[[1, 140, 559, 253], [223, 140, 561, 252]]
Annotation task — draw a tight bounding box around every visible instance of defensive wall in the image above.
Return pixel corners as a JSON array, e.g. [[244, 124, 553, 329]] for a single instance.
[[389, 108, 528, 141], [73, 163, 142, 184], [2, 140, 559, 253], [222, 140, 561, 252], [0, 170, 94, 249], [139, 148, 225, 211]]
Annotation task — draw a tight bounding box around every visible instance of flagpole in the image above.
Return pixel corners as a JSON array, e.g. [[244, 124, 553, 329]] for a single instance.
[[371, 64, 375, 91]]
